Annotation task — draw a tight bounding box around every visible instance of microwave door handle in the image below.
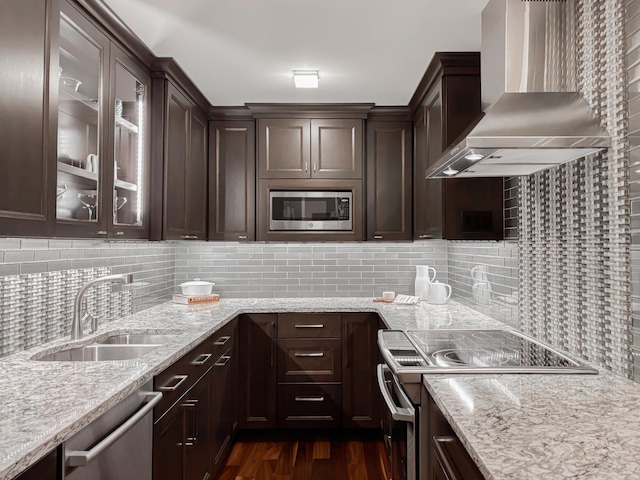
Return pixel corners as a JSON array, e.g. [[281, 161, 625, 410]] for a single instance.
[[377, 364, 414, 423]]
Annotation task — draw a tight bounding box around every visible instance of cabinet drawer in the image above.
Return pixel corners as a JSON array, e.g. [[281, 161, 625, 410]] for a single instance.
[[210, 320, 236, 359], [154, 339, 214, 419], [277, 383, 342, 428], [278, 338, 342, 382], [278, 313, 341, 338]]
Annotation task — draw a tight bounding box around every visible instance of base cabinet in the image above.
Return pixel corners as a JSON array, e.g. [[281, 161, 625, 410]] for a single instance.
[[342, 313, 381, 428], [153, 320, 237, 480], [421, 389, 484, 480], [238, 313, 278, 429], [12, 449, 58, 480], [238, 312, 380, 432]]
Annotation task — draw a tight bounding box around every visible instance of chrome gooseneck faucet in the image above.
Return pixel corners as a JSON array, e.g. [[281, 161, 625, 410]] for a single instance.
[[71, 273, 133, 339]]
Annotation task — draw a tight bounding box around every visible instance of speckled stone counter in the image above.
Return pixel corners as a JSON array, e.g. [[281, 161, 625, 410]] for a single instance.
[[0, 298, 637, 480]]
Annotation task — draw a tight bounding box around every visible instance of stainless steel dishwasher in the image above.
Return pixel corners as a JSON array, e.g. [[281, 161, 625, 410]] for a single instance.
[[63, 381, 162, 480]]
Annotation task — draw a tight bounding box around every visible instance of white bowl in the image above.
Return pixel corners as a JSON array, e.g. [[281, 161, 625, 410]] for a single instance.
[[179, 278, 215, 296]]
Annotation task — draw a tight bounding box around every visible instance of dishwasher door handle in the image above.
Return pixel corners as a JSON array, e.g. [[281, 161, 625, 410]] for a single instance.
[[377, 364, 414, 423], [66, 391, 163, 467]]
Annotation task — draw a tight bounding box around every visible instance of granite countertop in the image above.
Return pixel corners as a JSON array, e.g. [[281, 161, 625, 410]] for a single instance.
[[0, 297, 637, 479]]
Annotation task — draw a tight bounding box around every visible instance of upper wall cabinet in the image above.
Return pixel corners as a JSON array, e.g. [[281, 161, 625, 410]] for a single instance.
[[53, 1, 151, 239], [412, 53, 503, 241], [150, 60, 209, 241], [209, 121, 256, 241], [0, 0, 55, 237], [258, 118, 363, 179], [366, 121, 412, 241]]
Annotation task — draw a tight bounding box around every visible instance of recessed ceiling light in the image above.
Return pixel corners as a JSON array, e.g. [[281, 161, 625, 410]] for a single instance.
[[464, 153, 485, 161], [443, 167, 459, 176], [293, 70, 319, 88]]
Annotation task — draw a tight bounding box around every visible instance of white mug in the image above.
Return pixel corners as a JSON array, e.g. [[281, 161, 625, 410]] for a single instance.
[[426, 281, 452, 305]]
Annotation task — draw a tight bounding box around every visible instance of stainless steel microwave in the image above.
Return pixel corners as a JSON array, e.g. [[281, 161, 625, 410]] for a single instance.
[[269, 191, 353, 231]]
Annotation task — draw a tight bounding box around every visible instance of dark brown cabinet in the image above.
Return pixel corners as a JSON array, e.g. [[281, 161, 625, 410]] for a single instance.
[[13, 449, 58, 480], [342, 313, 381, 428], [366, 122, 412, 241], [238, 313, 278, 429], [208, 121, 256, 241], [154, 371, 212, 480], [258, 118, 363, 179], [161, 81, 208, 240], [153, 320, 237, 480], [421, 389, 484, 480], [412, 52, 503, 240], [53, 1, 151, 239], [238, 312, 381, 431], [276, 313, 343, 429], [0, 0, 55, 237]]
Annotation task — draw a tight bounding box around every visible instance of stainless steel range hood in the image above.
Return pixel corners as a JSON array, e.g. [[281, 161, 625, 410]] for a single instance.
[[426, 0, 610, 179]]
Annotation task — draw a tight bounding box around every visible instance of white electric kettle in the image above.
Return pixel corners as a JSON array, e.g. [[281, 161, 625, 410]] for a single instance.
[[426, 281, 452, 305]]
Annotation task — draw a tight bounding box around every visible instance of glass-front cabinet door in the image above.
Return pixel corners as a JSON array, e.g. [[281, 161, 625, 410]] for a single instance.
[[109, 46, 150, 237], [55, 2, 109, 236], [53, 1, 150, 238]]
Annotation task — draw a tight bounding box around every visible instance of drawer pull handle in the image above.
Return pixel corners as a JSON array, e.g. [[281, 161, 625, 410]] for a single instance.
[[191, 353, 212, 366], [213, 335, 230, 346], [294, 352, 324, 357], [374, 235, 383, 239], [419, 234, 433, 239], [158, 374, 188, 391], [180, 235, 198, 240], [295, 396, 325, 402], [294, 324, 324, 329], [215, 355, 231, 367]]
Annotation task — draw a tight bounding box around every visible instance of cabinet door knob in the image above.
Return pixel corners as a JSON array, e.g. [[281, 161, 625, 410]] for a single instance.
[[304, 162, 309, 172], [313, 162, 317, 172]]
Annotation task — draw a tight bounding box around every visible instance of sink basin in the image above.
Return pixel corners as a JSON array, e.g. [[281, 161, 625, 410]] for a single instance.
[[96, 333, 179, 345], [35, 344, 161, 362]]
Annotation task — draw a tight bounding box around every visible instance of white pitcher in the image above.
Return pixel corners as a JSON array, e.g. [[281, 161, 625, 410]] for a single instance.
[[414, 265, 437, 300], [426, 281, 452, 305]]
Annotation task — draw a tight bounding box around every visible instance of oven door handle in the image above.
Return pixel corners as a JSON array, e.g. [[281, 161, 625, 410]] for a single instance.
[[377, 364, 414, 423]]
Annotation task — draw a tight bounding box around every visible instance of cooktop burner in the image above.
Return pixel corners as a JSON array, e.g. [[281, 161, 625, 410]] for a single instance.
[[407, 330, 576, 368], [377, 329, 598, 382]]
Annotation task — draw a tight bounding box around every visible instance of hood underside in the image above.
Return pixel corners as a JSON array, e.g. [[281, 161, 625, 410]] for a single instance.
[[426, 0, 611, 179], [426, 92, 611, 178]]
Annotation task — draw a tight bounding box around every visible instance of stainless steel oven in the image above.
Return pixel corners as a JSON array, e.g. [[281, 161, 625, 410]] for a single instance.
[[269, 191, 352, 231], [378, 364, 417, 480]]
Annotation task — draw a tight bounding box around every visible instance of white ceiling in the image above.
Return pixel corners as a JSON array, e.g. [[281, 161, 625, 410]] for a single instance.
[[101, 0, 488, 106]]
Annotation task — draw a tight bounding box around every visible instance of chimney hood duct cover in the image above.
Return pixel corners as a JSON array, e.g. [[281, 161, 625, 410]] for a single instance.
[[426, 0, 611, 179]]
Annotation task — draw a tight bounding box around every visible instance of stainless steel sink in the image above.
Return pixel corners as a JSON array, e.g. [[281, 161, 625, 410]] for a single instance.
[[35, 344, 161, 362], [96, 333, 179, 345]]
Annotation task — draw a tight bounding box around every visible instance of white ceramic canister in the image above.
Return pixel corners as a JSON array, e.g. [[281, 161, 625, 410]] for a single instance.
[[414, 265, 437, 300]]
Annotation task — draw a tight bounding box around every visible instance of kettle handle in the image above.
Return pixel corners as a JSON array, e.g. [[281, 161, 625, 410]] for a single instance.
[[428, 266, 436, 282]]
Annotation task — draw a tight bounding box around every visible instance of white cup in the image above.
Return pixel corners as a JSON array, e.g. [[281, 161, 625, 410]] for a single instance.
[[382, 291, 395, 301]]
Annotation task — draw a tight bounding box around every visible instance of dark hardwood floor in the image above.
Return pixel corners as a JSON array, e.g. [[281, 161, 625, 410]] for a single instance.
[[214, 432, 391, 480]]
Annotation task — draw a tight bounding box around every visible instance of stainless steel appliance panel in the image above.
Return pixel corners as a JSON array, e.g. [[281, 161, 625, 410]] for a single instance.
[[378, 364, 416, 480], [64, 381, 160, 480], [269, 191, 352, 231]]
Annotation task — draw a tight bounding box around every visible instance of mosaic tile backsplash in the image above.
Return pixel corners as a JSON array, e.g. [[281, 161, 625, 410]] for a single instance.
[[519, 0, 632, 378]]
